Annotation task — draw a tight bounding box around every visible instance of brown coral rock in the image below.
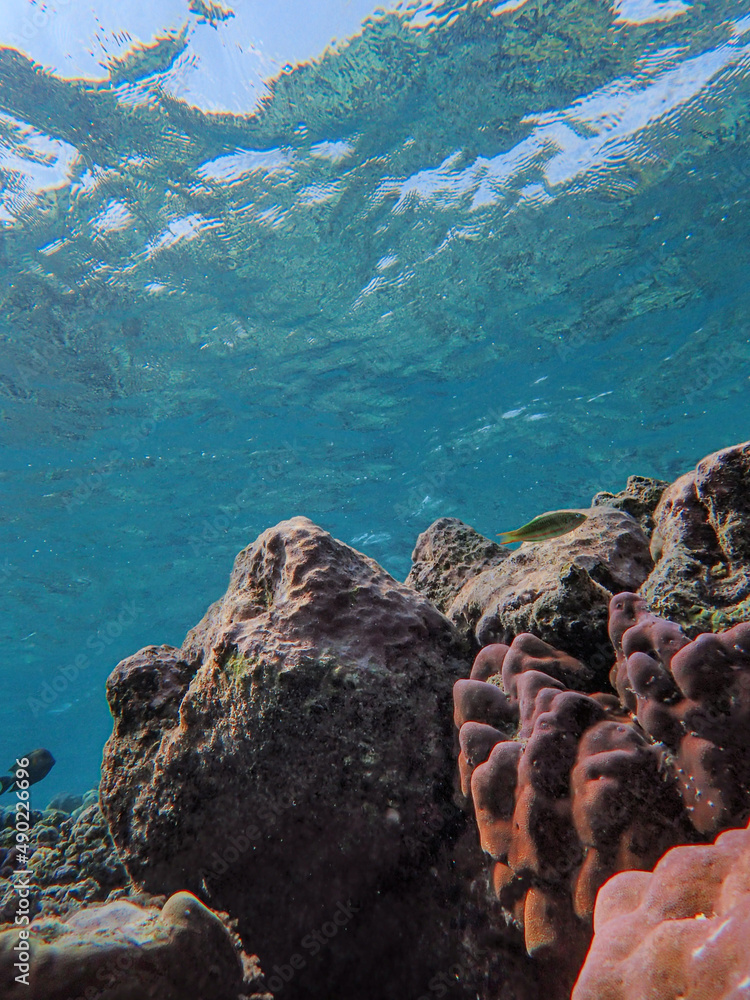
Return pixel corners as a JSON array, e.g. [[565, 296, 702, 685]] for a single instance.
[[607, 591, 689, 710], [405, 517, 509, 615], [573, 821, 750, 1000], [591, 474, 670, 535], [641, 440, 750, 631], [0, 892, 247, 1000], [470, 642, 509, 681], [502, 632, 594, 697], [444, 507, 652, 669], [100, 517, 471, 1000]]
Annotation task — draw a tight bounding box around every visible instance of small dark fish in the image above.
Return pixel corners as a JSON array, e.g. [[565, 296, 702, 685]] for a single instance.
[[498, 510, 588, 544], [0, 748, 55, 794]]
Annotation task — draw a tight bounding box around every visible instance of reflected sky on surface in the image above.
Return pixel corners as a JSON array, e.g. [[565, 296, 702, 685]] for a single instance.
[[2, 0, 412, 110]]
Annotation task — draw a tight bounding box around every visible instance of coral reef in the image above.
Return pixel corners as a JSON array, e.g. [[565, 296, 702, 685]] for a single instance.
[[573, 819, 750, 1000], [0, 799, 127, 925], [457, 581, 750, 998], [405, 516, 509, 615], [13, 441, 748, 1000], [412, 506, 652, 667], [454, 633, 690, 998], [100, 516, 471, 1000], [0, 891, 250, 1000], [642, 440, 750, 630], [608, 592, 750, 835]]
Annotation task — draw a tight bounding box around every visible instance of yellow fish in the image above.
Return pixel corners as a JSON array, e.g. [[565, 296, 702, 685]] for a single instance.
[[498, 510, 588, 545]]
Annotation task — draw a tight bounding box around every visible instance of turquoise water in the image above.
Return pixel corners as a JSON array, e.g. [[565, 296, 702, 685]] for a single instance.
[[1, 0, 750, 803]]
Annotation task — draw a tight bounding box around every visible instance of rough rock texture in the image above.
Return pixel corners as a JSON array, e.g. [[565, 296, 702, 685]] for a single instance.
[[0, 891, 249, 1000], [453, 633, 690, 1000], [101, 516, 472, 1000], [573, 819, 750, 1000], [641, 440, 750, 631], [442, 507, 653, 670], [591, 474, 670, 535], [405, 517, 509, 616], [0, 802, 128, 925], [608, 592, 750, 835]]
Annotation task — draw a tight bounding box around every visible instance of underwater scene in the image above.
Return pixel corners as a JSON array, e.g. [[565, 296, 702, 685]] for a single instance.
[[1, 0, 750, 996]]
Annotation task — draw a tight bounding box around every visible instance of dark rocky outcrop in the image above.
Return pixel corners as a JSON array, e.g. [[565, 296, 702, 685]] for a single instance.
[[100, 516, 472, 1000], [641, 440, 750, 631], [434, 507, 653, 671]]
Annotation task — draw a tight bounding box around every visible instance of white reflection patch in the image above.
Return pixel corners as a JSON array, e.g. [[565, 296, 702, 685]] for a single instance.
[[613, 0, 690, 24], [92, 200, 135, 233], [144, 213, 220, 256], [196, 147, 294, 184], [0, 111, 79, 224]]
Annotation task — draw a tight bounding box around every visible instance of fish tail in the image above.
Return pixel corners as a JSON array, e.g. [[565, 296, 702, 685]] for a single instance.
[[0, 775, 13, 794], [497, 531, 518, 544]]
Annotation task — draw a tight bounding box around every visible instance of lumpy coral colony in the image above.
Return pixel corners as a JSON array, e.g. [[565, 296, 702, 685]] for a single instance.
[[454, 598, 750, 997], [1, 440, 749, 1000]]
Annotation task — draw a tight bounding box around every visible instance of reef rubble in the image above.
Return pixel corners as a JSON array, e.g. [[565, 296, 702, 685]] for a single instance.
[[0, 890, 255, 1000], [0, 797, 126, 925]]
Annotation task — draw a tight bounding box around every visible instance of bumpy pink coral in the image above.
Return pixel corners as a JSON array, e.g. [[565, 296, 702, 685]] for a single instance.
[[454, 632, 686, 977], [573, 819, 750, 1000], [460, 592, 750, 1000], [609, 593, 750, 833]]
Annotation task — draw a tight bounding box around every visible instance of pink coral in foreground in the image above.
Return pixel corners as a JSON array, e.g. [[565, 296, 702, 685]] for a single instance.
[[573, 818, 750, 1000]]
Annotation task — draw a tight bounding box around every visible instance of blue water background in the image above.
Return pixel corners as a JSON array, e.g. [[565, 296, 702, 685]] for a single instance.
[[1, 0, 750, 801]]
